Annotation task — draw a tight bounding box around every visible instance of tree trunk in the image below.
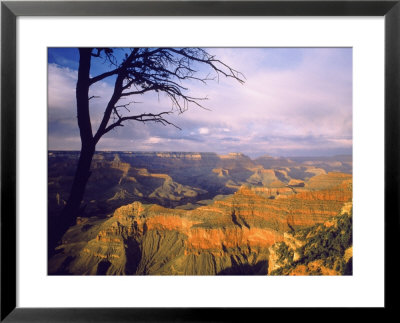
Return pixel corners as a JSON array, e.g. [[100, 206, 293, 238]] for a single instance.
[[57, 144, 95, 230], [50, 48, 95, 250]]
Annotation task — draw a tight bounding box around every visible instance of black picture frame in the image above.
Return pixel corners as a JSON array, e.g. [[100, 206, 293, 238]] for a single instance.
[[1, 0, 399, 321]]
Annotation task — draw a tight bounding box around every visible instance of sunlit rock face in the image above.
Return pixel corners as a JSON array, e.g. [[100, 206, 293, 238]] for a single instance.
[[49, 171, 352, 275], [268, 203, 353, 276], [49, 151, 352, 217]]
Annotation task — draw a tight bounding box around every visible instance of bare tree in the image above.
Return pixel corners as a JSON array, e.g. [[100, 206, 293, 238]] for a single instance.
[[55, 47, 244, 245]]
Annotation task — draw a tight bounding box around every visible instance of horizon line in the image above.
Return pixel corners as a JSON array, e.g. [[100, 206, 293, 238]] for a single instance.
[[48, 150, 352, 159]]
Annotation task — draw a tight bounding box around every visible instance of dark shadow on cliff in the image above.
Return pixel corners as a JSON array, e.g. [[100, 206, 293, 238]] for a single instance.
[[217, 260, 268, 275], [48, 216, 61, 259], [49, 255, 75, 275], [344, 257, 352, 275], [96, 260, 112, 275], [125, 238, 142, 275]]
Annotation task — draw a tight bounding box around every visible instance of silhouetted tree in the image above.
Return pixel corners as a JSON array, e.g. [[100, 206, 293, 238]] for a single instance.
[[55, 47, 244, 246]]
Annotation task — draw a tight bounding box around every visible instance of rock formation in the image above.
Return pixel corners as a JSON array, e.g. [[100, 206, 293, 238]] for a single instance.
[[268, 204, 353, 276], [49, 170, 352, 275]]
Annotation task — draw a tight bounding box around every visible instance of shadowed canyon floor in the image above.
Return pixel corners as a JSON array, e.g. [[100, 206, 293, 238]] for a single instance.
[[48, 152, 352, 275]]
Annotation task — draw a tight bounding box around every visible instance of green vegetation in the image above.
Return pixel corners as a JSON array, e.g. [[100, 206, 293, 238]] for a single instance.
[[275, 242, 294, 265], [271, 210, 352, 275], [48, 151, 352, 275]]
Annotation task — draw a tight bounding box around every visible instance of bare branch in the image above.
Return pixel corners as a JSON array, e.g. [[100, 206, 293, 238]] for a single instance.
[[100, 111, 181, 138], [89, 68, 121, 85], [90, 47, 244, 144], [167, 48, 246, 84]]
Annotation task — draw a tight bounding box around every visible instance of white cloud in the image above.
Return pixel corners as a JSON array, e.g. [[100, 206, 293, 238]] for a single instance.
[[48, 64, 77, 111], [198, 127, 209, 135], [48, 48, 352, 157], [147, 136, 162, 144]]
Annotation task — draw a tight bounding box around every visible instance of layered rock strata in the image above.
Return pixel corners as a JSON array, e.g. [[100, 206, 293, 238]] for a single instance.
[[49, 173, 352, 275]]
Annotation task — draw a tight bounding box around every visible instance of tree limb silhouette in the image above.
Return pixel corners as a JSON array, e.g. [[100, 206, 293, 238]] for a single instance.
[[55, 47, 245, 251]]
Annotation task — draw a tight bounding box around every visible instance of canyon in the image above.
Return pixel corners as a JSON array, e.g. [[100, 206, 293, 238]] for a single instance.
[[48, 151, 352, 275]]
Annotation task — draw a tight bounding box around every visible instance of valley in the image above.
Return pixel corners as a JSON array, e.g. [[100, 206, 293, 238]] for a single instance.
[[48, 151, 352, 275]]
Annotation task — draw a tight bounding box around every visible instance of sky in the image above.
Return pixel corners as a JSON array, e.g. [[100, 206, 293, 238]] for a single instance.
[[48, 47, 352, 158]]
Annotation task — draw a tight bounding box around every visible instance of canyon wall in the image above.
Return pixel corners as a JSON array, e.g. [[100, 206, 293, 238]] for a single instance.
[[49, 172, 352, 275]]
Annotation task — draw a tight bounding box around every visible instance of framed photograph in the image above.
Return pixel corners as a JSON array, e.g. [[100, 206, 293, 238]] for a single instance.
[[1, 0, 399, 321]]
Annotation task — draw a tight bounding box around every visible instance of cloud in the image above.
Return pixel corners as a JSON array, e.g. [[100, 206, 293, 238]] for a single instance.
[[48, 64, 77, 111], [48, 48, 352, 157], [198, 127, 209, 135]]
